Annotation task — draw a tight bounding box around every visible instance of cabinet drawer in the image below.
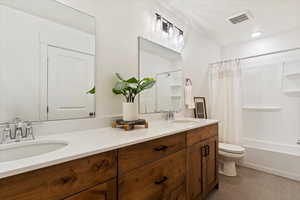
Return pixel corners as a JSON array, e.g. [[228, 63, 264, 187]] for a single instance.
[[64, 179, 117, 200], [0, 151, 117, 200], [187, 124, 218, 146], [118, 150, 186, 200], [118, 133, 186, 174], [47, 151, 117, 200]]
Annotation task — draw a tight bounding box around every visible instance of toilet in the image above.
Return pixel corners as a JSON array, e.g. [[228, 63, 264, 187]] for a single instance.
[[218, 143, 246, 177]]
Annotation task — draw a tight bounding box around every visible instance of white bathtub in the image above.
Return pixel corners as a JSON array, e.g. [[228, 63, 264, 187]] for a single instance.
[[239, 138, 300, 182]]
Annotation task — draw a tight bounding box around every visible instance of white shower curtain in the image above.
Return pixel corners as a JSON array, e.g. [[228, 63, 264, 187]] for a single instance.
[[209, 60, 242, 145]]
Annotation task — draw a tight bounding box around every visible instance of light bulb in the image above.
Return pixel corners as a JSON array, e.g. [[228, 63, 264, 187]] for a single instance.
[[169, 24, 174, 38], [178, 30, 184, 43], [155, 14, 162, 32]]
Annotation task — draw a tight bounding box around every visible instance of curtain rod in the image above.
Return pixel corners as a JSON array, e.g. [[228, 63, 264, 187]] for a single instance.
[[210, 47, 300, 66]]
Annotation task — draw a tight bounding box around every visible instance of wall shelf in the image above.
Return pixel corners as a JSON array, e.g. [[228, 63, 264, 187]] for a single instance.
[[285, 73, 300, 79], [242, 106, 282, 111], [284, 89, 300, 97]]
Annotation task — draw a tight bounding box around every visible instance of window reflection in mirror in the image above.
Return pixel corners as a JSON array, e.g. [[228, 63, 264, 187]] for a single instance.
[[0, 0, 96, 123]]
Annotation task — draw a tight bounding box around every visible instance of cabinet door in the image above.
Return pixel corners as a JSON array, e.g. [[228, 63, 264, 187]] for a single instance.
[[187, 141, 206, 200], [204, 136, 218, 195], [64, 179, 116, 200]]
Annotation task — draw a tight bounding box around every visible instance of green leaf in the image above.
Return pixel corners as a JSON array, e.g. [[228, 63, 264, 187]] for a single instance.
[[112, 74, 156, 100], [140, 79, 156, 90], [87, 87, 96, 94], [128, 83, 138, 89], [115, 81, 127, 91], [112, 88, 123, 95], [127, 77, 139, 84], [115, 73, 124, 81]]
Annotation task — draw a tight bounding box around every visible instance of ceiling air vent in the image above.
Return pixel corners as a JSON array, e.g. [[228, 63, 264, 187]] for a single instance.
[[227, 11, 253, 24]]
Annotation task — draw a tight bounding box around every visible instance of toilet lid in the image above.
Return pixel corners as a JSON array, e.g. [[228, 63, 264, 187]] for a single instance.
[[219, 143, 245, 154]]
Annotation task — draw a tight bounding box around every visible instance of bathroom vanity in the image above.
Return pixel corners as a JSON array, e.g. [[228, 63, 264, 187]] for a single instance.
[[0, 120, 218, 200]]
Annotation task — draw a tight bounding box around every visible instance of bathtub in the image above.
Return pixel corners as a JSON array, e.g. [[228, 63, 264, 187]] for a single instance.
[[239, 138, 300, 182]]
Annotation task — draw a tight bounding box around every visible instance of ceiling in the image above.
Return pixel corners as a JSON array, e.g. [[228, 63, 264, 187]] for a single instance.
[[158, 0, 300, 46]]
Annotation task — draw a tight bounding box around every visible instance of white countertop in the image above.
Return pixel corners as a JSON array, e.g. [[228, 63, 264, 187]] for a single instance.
[[0, 118, 218, 179]]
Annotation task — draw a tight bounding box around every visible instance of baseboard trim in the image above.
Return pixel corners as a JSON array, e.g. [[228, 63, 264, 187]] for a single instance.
[[239, 162, 300, 182]]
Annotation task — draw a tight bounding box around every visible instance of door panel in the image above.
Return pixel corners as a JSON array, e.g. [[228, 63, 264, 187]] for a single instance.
[[187, 141, 206, 200], [47, 46, 95, 120], [205, 136, 218, 194]]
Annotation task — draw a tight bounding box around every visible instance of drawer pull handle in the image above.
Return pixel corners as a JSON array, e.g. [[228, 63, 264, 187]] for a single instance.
[[155, 176, 168, 185], [61, 176, 76, 184], [154, 145, 168, 151], [94, 160, 108, 171]]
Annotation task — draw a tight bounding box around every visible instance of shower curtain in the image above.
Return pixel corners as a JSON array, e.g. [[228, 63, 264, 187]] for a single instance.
[[209, 60, 242, 145]]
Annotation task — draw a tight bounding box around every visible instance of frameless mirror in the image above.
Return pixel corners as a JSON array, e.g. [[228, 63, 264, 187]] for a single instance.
[[0, 0, 96, 123], [138, 37, 183, 114]]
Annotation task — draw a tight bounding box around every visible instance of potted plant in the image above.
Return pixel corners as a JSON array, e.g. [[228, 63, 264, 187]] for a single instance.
[[112, 73, 156, 121]]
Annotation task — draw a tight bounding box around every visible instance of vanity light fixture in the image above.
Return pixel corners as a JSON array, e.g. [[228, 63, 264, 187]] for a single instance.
[[155, 13, 184, 37], [155, 13, 185, 50]]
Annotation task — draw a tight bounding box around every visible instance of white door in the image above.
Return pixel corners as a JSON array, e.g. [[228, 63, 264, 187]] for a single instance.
[[47, 46, 95, 120]]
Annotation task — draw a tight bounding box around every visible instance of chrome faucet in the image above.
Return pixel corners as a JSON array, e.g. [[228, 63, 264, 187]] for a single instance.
[[12, 118, 23, 142], [0, 118, 35, 144], [166, 111, 175, 121], [1, 123, 11, 144], [25, 122, 35, 140]]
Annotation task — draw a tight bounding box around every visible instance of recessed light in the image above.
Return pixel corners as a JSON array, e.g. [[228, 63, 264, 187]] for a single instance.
[[251, 31, 262, 38]]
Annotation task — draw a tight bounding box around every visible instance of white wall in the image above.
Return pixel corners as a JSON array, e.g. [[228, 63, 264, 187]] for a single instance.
[[16, 0, 220, 135], [222, 28, 300, 59]]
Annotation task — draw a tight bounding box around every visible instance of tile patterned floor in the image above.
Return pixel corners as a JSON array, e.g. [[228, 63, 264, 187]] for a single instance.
[[207, 167, 300, 200]]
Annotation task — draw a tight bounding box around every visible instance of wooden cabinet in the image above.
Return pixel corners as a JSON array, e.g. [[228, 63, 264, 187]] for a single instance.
[[186, 125, 219, 200], [64, 179, 117, 200], [0, 151, 117, 200], [118, 150, 186, 200], [0, 123, 218, 200]]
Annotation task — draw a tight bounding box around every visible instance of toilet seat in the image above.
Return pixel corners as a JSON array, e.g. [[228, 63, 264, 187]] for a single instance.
[[219, 143, 245, 154]]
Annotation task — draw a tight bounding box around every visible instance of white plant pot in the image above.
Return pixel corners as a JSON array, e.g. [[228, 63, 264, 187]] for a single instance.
[[123, 102, 138, 121]]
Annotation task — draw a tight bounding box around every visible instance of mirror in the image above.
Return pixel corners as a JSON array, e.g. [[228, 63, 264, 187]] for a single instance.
[[138, 37, 183, 114], [0, 0, 96, 123]]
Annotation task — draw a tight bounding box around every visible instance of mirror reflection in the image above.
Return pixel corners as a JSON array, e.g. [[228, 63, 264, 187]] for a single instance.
[[0, 0, 96, 123], [138, 37, 183, 114]]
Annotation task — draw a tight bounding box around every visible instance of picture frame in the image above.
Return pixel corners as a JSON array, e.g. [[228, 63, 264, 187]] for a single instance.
[[194, 97, 207, 119]]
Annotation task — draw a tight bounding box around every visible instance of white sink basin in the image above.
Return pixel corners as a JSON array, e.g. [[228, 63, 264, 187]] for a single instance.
[[0, 140, 68, 163]]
